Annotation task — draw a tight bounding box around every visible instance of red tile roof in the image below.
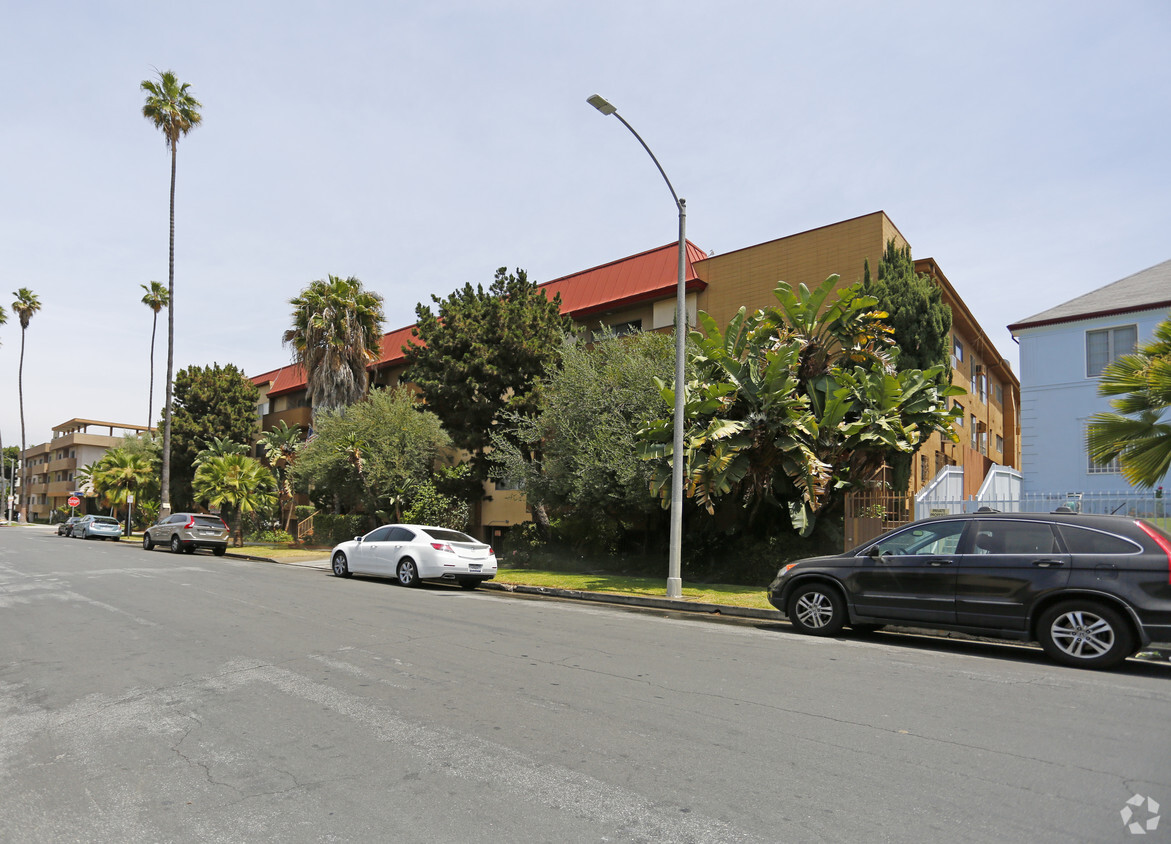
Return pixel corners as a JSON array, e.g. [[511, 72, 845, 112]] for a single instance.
[[540, 241, 707, 318], [256, 241, 707, 399]]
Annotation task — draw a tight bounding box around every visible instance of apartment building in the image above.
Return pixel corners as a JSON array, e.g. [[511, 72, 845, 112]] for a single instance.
[[252, 211, 1020, 539], [19, 418, 154, 521]]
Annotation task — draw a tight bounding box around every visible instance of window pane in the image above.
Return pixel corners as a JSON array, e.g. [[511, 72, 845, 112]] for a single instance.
[[873, 521, 966, 556], [1114, 325, 1137, 358], [1086, 330, 1109, 376], [1058, 526, 1138, 554]]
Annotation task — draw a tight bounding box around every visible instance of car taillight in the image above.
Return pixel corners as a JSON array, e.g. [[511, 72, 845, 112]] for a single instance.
[[185, 516, 195, 529], [488, 547, 494, 556], [430, 542, 454, 553], [219, 518, 229, 530], [1136, 520, 1171, 584]]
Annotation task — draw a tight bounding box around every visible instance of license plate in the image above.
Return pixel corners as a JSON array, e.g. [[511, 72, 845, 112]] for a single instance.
[[469, 564, 481, 572]]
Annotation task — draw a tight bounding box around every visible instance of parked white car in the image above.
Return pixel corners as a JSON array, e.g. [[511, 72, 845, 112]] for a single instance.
[[74, 515, 122, 540], [331, 524, 497, 589]]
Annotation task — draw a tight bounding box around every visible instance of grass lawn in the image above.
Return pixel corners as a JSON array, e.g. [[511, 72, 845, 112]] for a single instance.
[[496, 568, 775, 611]]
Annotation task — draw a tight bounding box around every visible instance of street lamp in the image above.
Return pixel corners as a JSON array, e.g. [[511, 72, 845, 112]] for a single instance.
[[587, 93, 686, 599]]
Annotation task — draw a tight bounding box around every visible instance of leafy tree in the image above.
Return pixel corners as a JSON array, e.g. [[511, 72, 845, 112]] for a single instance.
[[140, 281, 170, 429], [192, 453, 277, 545], [490, 331, 676, 551], [168, 363, 260, 511], [258, 421, 303, 532], [639, 276, 961, 537], [862, 239, 953, 372], [292, 387, 449, 521], [12, 287, 41, 520], [404, 267, 573, 494], [862, 239, 954, 491], [141, 69, 203, 517], [1087, 315, 1171, 486], [283, 275, 385, 415], [403, 465, 472, 532], [194, 436, 250, 464]]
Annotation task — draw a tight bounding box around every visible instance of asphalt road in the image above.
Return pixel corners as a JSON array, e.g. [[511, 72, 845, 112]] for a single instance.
[[2, 526, 1169, 843]]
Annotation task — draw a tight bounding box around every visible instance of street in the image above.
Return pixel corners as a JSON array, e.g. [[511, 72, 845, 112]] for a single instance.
[[1, 526, 1168, 843]]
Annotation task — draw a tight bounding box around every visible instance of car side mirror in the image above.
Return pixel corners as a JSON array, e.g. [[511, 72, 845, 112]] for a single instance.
[[354, 535, 363, 542], [867, 545, 881, 558]]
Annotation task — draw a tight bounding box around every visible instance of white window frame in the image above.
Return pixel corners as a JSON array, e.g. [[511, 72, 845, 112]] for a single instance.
[[1085, 324, 1137, 378]]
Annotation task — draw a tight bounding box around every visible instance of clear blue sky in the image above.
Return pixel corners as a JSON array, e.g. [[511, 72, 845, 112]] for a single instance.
[[1, 0, 1169, 445]]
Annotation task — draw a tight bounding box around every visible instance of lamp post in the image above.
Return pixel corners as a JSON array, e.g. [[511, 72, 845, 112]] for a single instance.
[[587, 94, 686, 599]]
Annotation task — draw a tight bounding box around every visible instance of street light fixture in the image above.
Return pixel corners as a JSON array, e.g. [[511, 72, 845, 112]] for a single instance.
[[587, 93, 686, 599]]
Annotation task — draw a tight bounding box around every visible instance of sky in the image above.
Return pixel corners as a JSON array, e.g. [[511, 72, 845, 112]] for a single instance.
[[1, 0, 1169, 448]]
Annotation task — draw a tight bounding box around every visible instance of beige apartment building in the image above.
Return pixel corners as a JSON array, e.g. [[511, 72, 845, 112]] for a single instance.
[[253, 211, 1020, 542], [19, 418, 153, 521]]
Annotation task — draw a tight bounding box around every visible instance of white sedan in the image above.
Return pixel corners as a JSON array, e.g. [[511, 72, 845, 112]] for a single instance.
[[330, 524, 497, 589]]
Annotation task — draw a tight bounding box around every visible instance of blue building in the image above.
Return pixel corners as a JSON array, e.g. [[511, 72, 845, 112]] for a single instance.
[[1009, 259, 1171, 500]]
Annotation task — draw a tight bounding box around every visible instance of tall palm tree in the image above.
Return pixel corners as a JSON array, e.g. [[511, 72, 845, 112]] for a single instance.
[[283, 275, 384, 416], [1087, 315, 1171, 487], [141, 70, 203, 518], [12, 288, 41, 521], [140, 281, 170, 429]]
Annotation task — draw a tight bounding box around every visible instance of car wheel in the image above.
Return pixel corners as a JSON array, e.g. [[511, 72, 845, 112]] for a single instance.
[[1037, 601, 1135, 669], [397, 558, 420, 587], [786, 582, 847, 636], [332, 552, 351, 578], [213, 546, 226, 557], [458, 578, 479, 590], [143, 533, 154, 551], [170, 535, 183, 554]]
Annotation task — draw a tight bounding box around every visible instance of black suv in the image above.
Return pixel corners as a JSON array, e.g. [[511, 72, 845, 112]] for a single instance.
[[768, 512, 1171, 669]]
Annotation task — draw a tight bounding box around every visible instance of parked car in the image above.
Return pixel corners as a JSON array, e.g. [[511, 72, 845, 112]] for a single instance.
[[73, 514, 122, 541], [767, 512, 1171, 670], [142, 512, 230, 556], [331, 524, 497, 589], [57, 516, 82, 536]]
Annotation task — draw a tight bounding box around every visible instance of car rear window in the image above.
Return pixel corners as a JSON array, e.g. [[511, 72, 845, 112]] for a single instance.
[[194, 516, 225, 528], [422, 528, 475, 543], [94, 517, 119, 525], [1058, 526, 1141, 555]]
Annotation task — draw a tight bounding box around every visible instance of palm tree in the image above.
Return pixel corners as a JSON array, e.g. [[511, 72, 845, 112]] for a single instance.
[[259, 420, 303, 532], [141, 69, 203, 518], [283, 275, 385, 415], [192, 453, 276, 546], [93, 449, 155, 534], [194, 436, 249, 466], [12, 288, 41, 521], [1087, 315, 1171, 487], [140, 281, 170, 429]]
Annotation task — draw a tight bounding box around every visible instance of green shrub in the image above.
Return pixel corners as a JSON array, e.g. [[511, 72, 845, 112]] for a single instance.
[[311, 514, 367, 546]]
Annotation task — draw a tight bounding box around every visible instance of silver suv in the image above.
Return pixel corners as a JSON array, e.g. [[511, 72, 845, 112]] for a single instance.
[[143, 513, 230, 556]]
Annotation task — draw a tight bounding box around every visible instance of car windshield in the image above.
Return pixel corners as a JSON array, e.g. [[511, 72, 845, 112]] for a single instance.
[[422, 528, 476, 544]]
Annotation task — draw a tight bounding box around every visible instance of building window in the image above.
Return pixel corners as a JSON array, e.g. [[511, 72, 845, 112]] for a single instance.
[[955, 403, 964, 426], [1086, 325, 1137, 377], [993, 383, 1003, 405], [971, 415, 978, 449], [1088, 453, 1121, 474], [953, 336, 963, 365], [920, 454, 929, 483], [995, 435, 1004, 453]]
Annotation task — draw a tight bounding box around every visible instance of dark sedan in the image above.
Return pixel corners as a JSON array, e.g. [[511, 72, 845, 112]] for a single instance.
[[768, 512, 1171, 669]]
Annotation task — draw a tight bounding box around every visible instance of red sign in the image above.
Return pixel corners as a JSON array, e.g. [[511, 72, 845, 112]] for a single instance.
[[67, 495, 80, 508]]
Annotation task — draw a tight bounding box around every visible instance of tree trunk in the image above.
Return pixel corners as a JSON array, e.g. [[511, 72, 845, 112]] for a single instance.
[[18, 329, 27, 522], [160, 142, 177, 518], [148, 312, 157, 429]]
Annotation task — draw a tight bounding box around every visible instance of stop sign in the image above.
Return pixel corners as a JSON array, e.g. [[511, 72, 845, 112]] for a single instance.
[[67, 495, 80, 508]]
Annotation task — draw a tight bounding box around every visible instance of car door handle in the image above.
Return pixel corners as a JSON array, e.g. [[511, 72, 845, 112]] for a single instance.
[[927, 559, 953, 566], [1033, 560, 1065, 568]]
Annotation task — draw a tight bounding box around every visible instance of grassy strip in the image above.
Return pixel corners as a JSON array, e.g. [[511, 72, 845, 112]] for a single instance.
[[496, 568, 775, 611]]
